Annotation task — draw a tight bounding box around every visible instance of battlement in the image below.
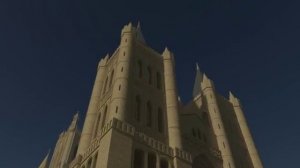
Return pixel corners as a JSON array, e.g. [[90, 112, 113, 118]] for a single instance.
[[135, 132, 173, 156], [71, 117, 194, 167], [174, 148, 193, 163]]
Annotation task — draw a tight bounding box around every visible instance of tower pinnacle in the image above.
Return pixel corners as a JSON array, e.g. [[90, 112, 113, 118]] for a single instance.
[[136, 21, 146, 43], [193, 62, 203, 97]]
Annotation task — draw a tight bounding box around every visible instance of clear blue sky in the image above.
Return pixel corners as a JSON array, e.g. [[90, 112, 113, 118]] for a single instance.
[[0, 0, 299, 167]]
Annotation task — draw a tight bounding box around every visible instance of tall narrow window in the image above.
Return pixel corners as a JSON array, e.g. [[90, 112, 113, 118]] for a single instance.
[[93, 113, 101, 137], [71, 145, 78, 161], [203, 134, 207, 143], [135, 95, 141, 121], [160, 158, 168, 168], [133, 149, 144, 168], [202, 112, 210, 128], [148, 153, 156, 168], [147, 66, 152, 84], [146, 101, 152, 127], [197, 129, 202, 140], [138, 60, 143, 78], [156, 72, 161, 89], [102, 76, 108, 94], [192, 128, 196, 137], [109, 70, 114, 88], [101, 105, 108, 128], [158, 108, 163, 133], [115, 106, 118, 113], [87, 158, 92, 168], [92, 153, 98, 168]]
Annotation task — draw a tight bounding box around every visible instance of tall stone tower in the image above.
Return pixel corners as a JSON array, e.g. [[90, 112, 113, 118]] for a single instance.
[[39, 23, 263, 168]]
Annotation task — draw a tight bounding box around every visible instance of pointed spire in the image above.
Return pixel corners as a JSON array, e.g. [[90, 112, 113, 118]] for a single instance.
[[98, 58, 105, 67], [178, 96, 181, 102], [229, 91, 235, 102], [162, 47, 172, 58], [38, 151, 50, 168], [105, 53, 109, 59], [137, 21, 141, 29], [196, 62, 200, 70], [136, 21, 146, 43], [163, 47, 170, 54], [128, 22, 132, 28], [200, 73, 215, 89], [202, 73, 209, 82], [229, 91, 241, 106], [68, 112, 79, 131], [193, 63, 203, 97]]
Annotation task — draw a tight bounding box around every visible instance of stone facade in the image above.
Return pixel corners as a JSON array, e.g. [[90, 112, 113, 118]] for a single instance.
[[39, 23, 263, 168]]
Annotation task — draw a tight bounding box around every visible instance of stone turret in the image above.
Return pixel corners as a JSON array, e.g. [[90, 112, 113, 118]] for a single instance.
[[192, 63, 203, 98], [162, 47, 183, 149], [49, 113, 80, 168], [201, 74, 236, 168], [76, 57, 107, 156], [229, 92, 264, 168], [108, 22, 136, 122], [39, 22, 264, 168], [38, 151, 50, 168]]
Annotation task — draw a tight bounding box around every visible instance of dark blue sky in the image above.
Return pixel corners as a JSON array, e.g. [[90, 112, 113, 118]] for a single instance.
[[0, 0, 299, 167]]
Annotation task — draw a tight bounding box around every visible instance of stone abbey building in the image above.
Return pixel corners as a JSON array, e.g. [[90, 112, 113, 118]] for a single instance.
[[39, 23, 263, 168]]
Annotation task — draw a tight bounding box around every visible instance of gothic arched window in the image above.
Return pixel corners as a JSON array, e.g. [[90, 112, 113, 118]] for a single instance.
[[102, 76, 108, 94], [87, 158, 92, 168], [133, 149, 144, 168], [93, 113, 101, 137], [158, 107, 163, 133], [101, 105, 108, 128], [147, 66, 152, 84], [192, 128, 196, 137], [135, 95, 141, 122], [148, 152, 156, 168], [146, 101, 152, 127], [160, 158, 168, 168], [109, 70, 114, 88], [197, 129, 202, 140], [138, 60, 143, 78]]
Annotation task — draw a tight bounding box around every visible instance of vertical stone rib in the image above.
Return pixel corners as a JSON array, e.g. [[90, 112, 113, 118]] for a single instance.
[[76, 59, 106, 156], [201, 75, 236, 168], [109, 23, 134, 121], [230, 92, 264, 168], [162, 48, 183, 149]]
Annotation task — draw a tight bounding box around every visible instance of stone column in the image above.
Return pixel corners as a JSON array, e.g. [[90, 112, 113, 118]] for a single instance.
[[76, 58, 107, 156], [109, 23, 134, 122], [201, 75, 236, 168], [162, 47, 183, 150], [229, 92, 263, 168]]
